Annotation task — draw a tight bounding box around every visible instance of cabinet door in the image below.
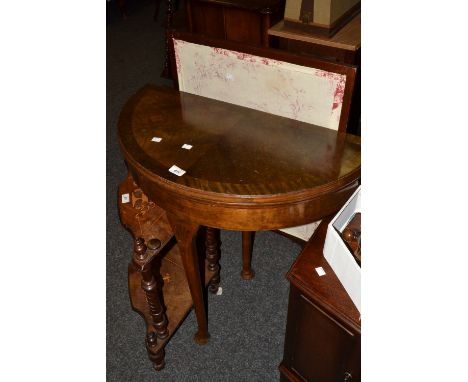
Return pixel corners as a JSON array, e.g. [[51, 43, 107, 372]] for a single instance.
[[283, 287, 359, 382], [190, 1, 225, 39], [224, 8, 262, 45]]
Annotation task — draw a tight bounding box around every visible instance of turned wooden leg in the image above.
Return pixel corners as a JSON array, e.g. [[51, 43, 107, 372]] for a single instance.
[[134, 238, 169, 340], [167, 214, 210, 344], [241, 231, 255, 280], [146, 332, 165, 371], [205, 227, 221, 294]]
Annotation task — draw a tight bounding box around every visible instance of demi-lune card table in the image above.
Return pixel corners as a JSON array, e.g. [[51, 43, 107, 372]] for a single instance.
[[118, 84, 361, 346]]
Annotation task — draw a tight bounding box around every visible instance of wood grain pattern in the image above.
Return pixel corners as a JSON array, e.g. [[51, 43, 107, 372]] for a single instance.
[[186, 0, 285, 47], [119, 86, 360, 206], [167, 32, 359, 279], [118, 83, 360, 350]]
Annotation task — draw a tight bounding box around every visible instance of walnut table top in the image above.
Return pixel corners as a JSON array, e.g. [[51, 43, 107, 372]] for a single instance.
[[117, 84, 361, 344]]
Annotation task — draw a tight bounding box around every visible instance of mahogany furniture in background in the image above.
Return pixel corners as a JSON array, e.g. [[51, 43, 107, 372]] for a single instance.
[[118, 84, 361, 351], [118, 173, 220, 370], [162, 0, 285, 78], [280, 217, 361, 382], [186, 0, 285, 47]]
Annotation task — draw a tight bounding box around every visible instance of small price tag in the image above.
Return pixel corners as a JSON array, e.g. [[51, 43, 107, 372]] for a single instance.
[[121, 193, 130, 204], [315, 267, 326, 276], [151, 137, 162, 142], [181, 144, 193, 150], [169, 165, 186, 176]]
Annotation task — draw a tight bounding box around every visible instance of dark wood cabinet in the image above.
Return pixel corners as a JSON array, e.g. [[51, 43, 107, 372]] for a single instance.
[[186, 0, 286, 47], [280, 218, 361, 382]]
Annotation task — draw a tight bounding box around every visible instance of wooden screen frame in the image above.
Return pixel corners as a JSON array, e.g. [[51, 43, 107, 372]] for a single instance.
[[169, 30, 357, 133]]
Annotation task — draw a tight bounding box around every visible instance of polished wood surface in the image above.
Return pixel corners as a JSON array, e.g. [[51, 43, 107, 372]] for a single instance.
[[287, 218, 360, 329], [168, 31, 358, 280], [119, 86, 360, 229], [118, 84, 360, 345], [170, 31, 358, 133], [280, 217, 361, 381]]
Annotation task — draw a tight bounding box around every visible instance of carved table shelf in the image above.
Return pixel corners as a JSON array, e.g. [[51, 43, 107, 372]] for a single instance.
[[128, 239, 216, 367], [119, 173, 219, 370]]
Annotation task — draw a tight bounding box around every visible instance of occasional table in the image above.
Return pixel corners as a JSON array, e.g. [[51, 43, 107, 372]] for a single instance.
[[118, 84, 361, 347]]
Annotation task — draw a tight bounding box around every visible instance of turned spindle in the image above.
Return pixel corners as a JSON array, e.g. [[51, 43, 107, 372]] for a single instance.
[[133, 237, 169, 340], [205, 227, 221, 294], [146, 332, 165, 371]]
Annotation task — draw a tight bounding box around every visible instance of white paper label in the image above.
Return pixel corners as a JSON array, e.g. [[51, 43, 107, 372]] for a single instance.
[[169, 165, 186, 176], [121, 193, 130, 203], [315, 267, 326, 276], [151, 137, 162, 142], [181, 144, 193, 150], [216, 287, 223, 295]]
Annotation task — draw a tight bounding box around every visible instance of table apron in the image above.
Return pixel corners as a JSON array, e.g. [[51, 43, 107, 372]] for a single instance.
[[131, 167, 358, 231]]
